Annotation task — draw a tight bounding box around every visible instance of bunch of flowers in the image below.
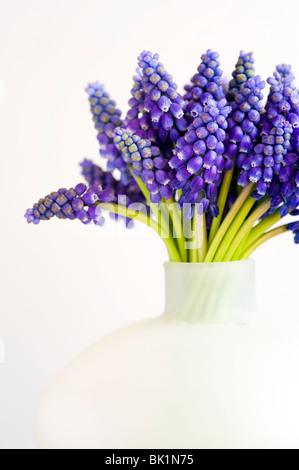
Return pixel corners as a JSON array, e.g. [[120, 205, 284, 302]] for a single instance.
[[25, 49, 299, 263]]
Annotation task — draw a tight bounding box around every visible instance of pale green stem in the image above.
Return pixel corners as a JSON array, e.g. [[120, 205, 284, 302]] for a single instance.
[[231, 233, 249, 261], [213, 196, 256, 262], [222, 198, 271, 261], [189, 215, 199, 263], [166, 198, 188, 262], [243, 209, 281, 250], [208, 164, 235, 246], [204, 183, 255, 262], [130, 171, 180, 261], [240, 226, 289, 260], [99, 202, 181, 262], [130, 172, 160, 220], [196, 212, 207, 262]]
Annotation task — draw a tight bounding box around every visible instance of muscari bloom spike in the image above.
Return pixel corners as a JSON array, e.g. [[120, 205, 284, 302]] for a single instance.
[[224, 75, 265, 175], [227, 51, 255, 102], [114, 127, 175, 204], [266, 64, 299, 117], [86, 82, 131, 184], [125, 68, 149, 139], [265, 65, 299, 155], [170, 94, 231, 218], [184, 49, 225, 117], [135, 50, 187, 144], [239, 113, 296, 212], [25, 184, 115, 226]]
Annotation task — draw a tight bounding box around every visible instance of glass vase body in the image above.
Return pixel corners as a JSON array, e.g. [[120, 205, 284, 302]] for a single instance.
[[35, 260, 299, 449]]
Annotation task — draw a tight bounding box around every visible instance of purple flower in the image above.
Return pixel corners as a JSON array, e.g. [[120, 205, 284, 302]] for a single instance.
[[227, 51, 255, 101], [125, 68, 150, 139], [226, 75, 265, 176], [24, 184, 115, 226], [135, 50, 187, 143], [170, 95, 231, 214], [114, 127, 175, 204], [86, 82, 131, 183], [265, 65, 299, 154], [266, 65, 299, 117], [184, 50, 225, 117], [239, 114, 293, 197]]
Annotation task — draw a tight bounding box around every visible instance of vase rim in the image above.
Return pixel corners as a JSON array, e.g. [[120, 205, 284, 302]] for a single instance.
[[164, 259, 255, 269]]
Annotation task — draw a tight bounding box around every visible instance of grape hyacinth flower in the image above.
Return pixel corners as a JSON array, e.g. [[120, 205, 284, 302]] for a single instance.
[[170, 95, 231, 218], [25, 184, 115, 226], [227, 51, 255, 102], [266, 64, 299, 117], [227, 75, 265, 175], [135, 50, 187, 144], [184, 49, 225, 117], [114, 127, 174, 204], [86, 82, 131, 183], [125, 69, 148, 138], [265, 65, 299, 155], [239, 114, 293, 201]]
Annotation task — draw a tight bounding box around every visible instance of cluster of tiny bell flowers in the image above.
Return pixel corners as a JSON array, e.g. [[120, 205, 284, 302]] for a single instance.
[[25, 49, 299, 243], [25, 184, 114, 226]]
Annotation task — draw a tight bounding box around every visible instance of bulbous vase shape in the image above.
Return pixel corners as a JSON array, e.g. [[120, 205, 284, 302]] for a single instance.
[[35, 260, 299, 449]]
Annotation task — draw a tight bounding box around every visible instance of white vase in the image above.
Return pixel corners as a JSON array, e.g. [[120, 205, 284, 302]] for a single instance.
[[35, 260, 299, 449]]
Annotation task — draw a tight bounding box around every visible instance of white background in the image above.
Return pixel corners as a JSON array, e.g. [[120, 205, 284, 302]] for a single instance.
[[0, 0, 299, 449]]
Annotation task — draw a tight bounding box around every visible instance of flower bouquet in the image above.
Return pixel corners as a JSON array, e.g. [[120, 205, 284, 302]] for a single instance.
[[29, 50, 299, 449], [25, 50, 299, 262]]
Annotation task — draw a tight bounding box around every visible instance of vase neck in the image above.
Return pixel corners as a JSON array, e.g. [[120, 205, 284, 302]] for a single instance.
[[163, 260, 256, 323]]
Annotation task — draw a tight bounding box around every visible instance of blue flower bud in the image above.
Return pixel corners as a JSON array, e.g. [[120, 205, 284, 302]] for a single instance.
[[204, 166, 218, 183], [190, 176, 205, 192], [230, 126, 244, 143], [238, 171, 250, 187], [187, 156, 203, 174], [239, 135, 252, 153], [249, 167, 262, 182], [257, 180, 268, 195], [281, 182, 294, 198], [197, 198, 210, 215], [279, 166, 294, 182], [279, 203, 289, 217], [283, 153, 298, 166]]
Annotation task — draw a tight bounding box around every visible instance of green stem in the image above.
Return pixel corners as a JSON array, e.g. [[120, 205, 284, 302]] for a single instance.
[[208, 164, 235, 246], [240, 226, 288, 259], [204, 183, 255, 262], [130, 172, 164, 231], [196, 212, 207, 262], [231, 233, 249, 261], [213, 195, 256, 262], [222, 198, 271, 261], [243, 209, 281, 250], [99, 202, 181, 262], [130, 170, 182, 262], [189, 215, 198, 263], [166, 199, 188, 262]]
